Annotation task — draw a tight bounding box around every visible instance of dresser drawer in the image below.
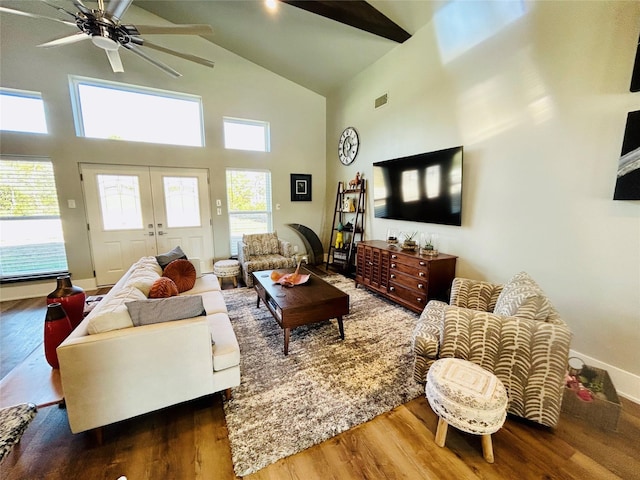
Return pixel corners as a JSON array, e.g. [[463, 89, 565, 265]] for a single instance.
[[389, 271, 428, 291], [388, 282, 427, 312], [389, 258, 429, 278]]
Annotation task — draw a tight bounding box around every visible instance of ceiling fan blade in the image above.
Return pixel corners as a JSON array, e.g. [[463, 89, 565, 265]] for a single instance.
[[104, 0, 133, 21], [105, 49, 124, 73], [37, 32, 89, 48], [122, 43, 181, 78], [129, 24, 214, 36], [40, 0, 81, 21], [139, 41, 215, 69], [70, 0, 92, 15], [0, 6, 77, 27]]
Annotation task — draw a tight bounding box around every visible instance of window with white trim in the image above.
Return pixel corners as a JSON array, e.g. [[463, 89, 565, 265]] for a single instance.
[[0, 88, 48, 134], [223, 117, 270, 152], [69, 75, 204, 147], [226, 169, 272, 256], [0, 156, 68, 280]]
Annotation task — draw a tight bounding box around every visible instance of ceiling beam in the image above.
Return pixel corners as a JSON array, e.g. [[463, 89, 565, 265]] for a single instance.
[[281, 0, 411, 44]]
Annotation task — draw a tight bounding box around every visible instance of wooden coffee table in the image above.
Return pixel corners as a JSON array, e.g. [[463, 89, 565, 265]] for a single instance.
[[253, 268, 349, 355]]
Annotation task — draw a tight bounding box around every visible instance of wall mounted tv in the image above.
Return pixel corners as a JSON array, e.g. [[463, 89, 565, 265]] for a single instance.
[[373, 146, 463, 226]]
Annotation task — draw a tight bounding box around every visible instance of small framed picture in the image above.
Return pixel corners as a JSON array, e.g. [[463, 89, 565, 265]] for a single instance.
[[291, 174, 312, 201]]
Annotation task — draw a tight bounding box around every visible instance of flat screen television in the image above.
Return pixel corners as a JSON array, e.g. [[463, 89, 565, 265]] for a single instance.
[[373, 146, 463, 226]]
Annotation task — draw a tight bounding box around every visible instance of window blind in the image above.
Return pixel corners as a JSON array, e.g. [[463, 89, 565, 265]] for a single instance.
[[0, 157, 68, 280]]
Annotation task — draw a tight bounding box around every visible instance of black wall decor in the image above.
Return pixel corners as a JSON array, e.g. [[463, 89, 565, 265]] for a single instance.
[[613, 110, 640, 200], [290, 174, 312, 201]]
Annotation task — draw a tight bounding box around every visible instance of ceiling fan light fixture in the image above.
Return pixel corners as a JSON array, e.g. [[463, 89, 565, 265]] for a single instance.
[[91, 26, 119, 51]]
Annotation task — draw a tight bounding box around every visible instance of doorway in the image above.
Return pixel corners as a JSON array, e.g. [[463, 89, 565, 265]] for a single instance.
[[81, 164, 213, 285]]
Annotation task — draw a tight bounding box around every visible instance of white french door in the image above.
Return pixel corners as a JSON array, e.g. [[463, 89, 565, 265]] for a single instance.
[[81, 164, 213, 286]]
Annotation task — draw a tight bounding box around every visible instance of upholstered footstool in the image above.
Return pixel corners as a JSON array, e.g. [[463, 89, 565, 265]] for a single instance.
[[213, 259, 241, 287], [0, 403, 37, 463], [426, 358, 507, 463]]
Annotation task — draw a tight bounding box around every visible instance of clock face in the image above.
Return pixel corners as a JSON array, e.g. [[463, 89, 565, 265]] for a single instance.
[[338, 127, 359, 165]]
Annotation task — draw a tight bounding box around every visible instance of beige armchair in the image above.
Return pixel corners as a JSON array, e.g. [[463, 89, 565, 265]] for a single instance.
[[412, 272, 572, 427], [238, 232, 297, 287]]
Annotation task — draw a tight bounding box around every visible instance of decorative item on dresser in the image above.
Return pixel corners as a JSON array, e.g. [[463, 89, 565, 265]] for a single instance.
[[355, 240, 457, 313]]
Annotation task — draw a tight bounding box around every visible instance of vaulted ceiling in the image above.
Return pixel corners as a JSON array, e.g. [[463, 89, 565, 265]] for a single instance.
[[137, 0, 438, 95]]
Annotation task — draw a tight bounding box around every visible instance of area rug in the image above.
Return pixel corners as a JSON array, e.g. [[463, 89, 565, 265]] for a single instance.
[[221, 275, 424, 477]]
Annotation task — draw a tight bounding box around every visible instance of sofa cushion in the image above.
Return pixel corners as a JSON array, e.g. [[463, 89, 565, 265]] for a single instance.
[[163, 259, 196, 293], [126, 296, 206, 327], [244, 233, 280, 255], [133, 256, 163, 276], [149, 277, 179, 298], [208, 312, 241, 371], [87, 286, 146, 334], [493, 272, 552, 321], [196, 290, 228, 315], [123, 267, 161, 297], [184, 273, 221, 294], [155, 246, 187, 269]]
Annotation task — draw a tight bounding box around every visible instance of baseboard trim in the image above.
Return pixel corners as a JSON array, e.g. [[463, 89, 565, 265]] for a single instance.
[[570, 349, 639, 404], [0, 277, 98, 302]]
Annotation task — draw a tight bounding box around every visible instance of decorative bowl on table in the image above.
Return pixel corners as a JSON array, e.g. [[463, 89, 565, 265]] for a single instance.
[[277, 273, 310, 287]]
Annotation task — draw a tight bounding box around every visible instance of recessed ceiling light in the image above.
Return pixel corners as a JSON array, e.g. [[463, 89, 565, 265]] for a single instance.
[[265, 0, 278, 12]]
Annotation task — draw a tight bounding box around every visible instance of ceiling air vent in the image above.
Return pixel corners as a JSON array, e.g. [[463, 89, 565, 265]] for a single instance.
[[375, 93, 388, 109]]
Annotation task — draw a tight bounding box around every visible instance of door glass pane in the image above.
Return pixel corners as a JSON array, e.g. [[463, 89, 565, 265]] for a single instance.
[[97, 174, 143, 230], [163, 176, 201, 228]]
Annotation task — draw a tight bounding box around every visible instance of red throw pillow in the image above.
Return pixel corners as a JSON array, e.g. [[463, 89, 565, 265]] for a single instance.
[[163, 259, 196, 293], [149, 277, 179, 298]]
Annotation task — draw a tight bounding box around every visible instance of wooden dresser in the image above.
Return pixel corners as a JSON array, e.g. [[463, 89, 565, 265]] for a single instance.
[[355, 240, 457, 313]]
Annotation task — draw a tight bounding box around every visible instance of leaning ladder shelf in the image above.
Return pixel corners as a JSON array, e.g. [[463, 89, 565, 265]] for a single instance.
[[326, 179, 366, 274]]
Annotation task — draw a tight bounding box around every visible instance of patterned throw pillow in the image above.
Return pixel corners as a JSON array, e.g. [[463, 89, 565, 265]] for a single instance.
[[493, 272, 552, 321], [149, 277, 179, 298], [163, 259, 197, 293], [245, 233, 279, 256]]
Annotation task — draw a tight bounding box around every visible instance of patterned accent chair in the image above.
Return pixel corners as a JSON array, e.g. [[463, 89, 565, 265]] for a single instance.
[[412, 272, 572, 428], [238, 232, 297, 287]]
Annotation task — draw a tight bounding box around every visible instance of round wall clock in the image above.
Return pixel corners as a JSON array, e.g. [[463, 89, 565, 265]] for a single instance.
[[338, 127, 359, 165]]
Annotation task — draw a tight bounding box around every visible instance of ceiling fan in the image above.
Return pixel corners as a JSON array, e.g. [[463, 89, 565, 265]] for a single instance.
[[0, 0, 215, 77]]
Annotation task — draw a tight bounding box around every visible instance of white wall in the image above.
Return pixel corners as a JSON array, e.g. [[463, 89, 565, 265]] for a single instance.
[[0, 4, 326, 295], [326, 1, 640, 395]]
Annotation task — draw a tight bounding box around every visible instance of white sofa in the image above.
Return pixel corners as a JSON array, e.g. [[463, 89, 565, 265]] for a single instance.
[[57, 257, 240, 434]]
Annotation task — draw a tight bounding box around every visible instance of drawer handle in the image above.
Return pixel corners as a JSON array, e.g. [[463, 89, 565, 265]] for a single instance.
[[390, 274, 396, 279], [417, 297, 423, 302], [391, 254, 397, 259], [391, 263, 396, 268], [419, 272, 425, 277], [418, 284, 424, 289], [419, 261, 426, 266], [389, 286, 395, 292]]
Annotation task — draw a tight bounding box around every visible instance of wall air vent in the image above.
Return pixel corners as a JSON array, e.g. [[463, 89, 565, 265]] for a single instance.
[[375, 93, 388, 109]]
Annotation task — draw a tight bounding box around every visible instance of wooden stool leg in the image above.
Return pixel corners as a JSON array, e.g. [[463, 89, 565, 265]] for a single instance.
[[232, 276, 237, 287], [434, 417, 448, 447], [481, 434, 494, 463]]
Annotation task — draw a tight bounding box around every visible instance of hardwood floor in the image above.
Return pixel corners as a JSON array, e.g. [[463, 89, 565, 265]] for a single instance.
[[1, 282, 639, 480]]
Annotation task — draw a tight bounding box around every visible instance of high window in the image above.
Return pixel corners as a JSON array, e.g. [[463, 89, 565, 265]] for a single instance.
[[0, 88, 48, 134], [223, 117, 270, 152], [69, 75, 204, 147], [226, 169, 272, 256], [0, 157, 68, 281]]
